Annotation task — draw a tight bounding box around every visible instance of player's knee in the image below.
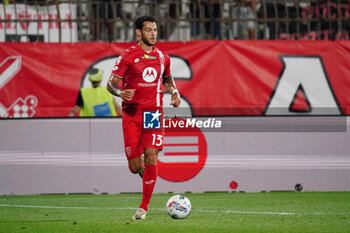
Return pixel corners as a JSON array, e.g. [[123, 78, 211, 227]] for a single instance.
[[144, 151, 158, 165], [145, 148, 159, 165], [144, 158, 156, 165]]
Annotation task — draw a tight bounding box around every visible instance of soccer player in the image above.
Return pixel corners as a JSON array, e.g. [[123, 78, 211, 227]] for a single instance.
[[107, 16, 181, 220]]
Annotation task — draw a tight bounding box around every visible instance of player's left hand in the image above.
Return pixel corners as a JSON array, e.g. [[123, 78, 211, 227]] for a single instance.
[[171, 93, 181, 107]]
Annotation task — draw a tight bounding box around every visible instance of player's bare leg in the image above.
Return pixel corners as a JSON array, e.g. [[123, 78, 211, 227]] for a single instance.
[[127, 154, 145, 178], [133, 147, 159, 220]]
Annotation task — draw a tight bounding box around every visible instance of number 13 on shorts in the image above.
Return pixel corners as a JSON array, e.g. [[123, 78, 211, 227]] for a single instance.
[[152, 134, 163, 146]]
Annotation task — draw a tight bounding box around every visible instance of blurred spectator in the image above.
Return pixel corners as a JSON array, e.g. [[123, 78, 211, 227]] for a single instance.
[[256, 1, 286, 39], [136, 0, 152, 16], [190, 0, 220, 40], [90, 0, 121, 41], [189, 0, 201, 40], [232, 0, 260, 39], [69, 68, 122, 117], [211, 0, 221, 39]]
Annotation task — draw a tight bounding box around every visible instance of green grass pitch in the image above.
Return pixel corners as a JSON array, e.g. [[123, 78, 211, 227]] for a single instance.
[[0, 192, 349, 233]]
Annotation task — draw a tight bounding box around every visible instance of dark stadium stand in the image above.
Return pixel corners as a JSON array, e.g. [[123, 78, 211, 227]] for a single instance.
[[1, 0, 349, 42]]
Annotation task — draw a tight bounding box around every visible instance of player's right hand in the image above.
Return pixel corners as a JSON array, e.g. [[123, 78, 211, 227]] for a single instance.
[[120, 89, 135, 101]]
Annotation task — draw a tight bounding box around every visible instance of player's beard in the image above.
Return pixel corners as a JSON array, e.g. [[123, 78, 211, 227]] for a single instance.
[[141, 33, 156, 47]]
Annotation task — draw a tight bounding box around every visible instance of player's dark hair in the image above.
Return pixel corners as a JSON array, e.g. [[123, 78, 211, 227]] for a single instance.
[[135, 16, 157, 30]]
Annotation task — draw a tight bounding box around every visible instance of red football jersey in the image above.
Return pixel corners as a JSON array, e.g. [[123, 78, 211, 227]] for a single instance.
[[111, 44, 171, 109]]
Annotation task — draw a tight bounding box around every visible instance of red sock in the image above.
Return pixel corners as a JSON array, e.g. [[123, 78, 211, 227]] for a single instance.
[[139, 164, 158, 211]]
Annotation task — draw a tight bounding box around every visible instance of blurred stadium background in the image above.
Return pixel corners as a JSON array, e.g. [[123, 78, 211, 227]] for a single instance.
[[0, 0, 350, 196], [1, 0, 350, 42]]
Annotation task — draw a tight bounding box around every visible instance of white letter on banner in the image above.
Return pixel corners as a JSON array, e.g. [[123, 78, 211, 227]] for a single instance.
[[0, 56, 22, 90], [265, 56, 342, 115], [0, 56, 22, 117]]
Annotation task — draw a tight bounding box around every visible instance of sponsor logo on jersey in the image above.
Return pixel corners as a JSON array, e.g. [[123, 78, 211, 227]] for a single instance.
[[143, 110, 161, 129], [142, 54, 157, 59], [138, 83, 157, 87], [142, 67, 157, 83], [134, 58, 139, 63]]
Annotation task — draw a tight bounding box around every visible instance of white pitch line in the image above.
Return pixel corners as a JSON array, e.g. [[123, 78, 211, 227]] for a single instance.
[[194, 209, 295, 215], [0, 204, 137, 210], [0, 204, 349, 216]]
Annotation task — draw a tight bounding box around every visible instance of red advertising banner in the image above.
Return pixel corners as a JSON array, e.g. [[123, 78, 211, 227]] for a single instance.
[[0, 41, 350, 117]]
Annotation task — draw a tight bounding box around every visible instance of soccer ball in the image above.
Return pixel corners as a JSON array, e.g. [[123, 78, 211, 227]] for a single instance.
[[166, 194, 192, 219]]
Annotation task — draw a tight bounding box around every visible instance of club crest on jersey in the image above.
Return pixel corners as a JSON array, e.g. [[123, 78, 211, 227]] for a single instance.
[[142, 67, 157, 83]]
